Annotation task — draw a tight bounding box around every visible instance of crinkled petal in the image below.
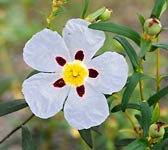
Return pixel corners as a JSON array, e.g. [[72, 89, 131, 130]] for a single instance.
[[87, 52, 128, 94], [23, 28, 71, 72], [22, 73, 70, 118], [63, 19, 105, 63], [64, 84, 109, 130]]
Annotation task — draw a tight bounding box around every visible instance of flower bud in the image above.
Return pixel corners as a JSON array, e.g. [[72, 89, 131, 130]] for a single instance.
[[144, 17, 162, 36], [149, 122, 165, 139], [97, 8, 112, 21], [53, 0, 63, 7], [85, 7, 108, 23]]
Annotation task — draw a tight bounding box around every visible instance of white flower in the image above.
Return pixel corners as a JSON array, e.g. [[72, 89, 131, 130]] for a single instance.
[[22, 19, 128, 130]]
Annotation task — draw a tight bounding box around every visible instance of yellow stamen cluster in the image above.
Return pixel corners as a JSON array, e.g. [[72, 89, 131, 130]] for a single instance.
[[62, 60, 88, 87]]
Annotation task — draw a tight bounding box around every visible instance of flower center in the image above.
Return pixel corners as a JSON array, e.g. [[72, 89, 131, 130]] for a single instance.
[[62, 60, 88, 87]]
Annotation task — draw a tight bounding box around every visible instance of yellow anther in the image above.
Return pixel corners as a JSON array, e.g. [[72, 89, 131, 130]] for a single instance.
[[62, 60, 88, 87]]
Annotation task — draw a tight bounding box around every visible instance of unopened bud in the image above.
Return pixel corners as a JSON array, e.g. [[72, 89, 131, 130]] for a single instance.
[[97, 8, 112, 21], [53, 0, 63, 7], [85, 7, 106, 23], [149, 122, 165, 139], [144, 17, 162, 36]]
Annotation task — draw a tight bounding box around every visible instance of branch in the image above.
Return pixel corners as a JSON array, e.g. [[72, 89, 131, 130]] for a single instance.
[[0, 114, 34, 144]]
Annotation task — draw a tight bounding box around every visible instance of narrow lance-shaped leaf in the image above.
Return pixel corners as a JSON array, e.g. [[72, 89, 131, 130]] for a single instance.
[[0, 99, 28, 117], [114, 36, 139, 71], [89, 22, 141, 46], [78, 129, 93, 148], [148, 85, 168, 106], [111, 103, 140, 113], [152, 42, 168, 50], [124, 138, 150, 150], [22, 126, 36, 150], [80, 0, 89, 19], [151, 0, 167, 18], [140, 38, 152, 58], [121, 73, 144, 111], [161, 73, 168, 80], [53, 6, 67, 16], [152, 138, 168, 150], [137, 13, 145, 27], [151, 103, 160, 123], [115, 138, 135, 146], [26, 70, 39, 79], [140, 101, 152, 137], [135, 114, 143, 128]]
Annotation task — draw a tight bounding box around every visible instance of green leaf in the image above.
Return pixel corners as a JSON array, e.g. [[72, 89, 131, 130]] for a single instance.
[[0, 99, 28, 117], [140, 74, 155, 80], [135, 114, 143, 127], [111, 103, 140, 113], [121, 73, 144, 111], [78, 129, 93, 148], [124, 138, 150, 150], [161, 73, 168, 80], [137, 13, 145, 26], [80, 0, 89, 19], [151, 0, 167, 18], [152, 42, 168, 50], [53, 6, 67, 16], [107, 95, 114, 109], [140, 38, 152, 58], [140, 101, 152, 137], [22, 126, 36, 150], [115, 138, 135, 146], [89, 22, 141, 46], [114, 36, 139, 71], [148, 85, 168, 106], [151, 103, 160, 123], [26, 70, 39, 79], [152, 138, 168, 150], [163, 127, 168, 138]]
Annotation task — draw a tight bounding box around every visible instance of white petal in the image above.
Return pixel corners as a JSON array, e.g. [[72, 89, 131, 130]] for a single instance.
[[63, 19, 105, 63], [64, 84, 109, 130], [87, 52, 128, 94], [22, 73, 69, 118], [23, 28, 71, 72]]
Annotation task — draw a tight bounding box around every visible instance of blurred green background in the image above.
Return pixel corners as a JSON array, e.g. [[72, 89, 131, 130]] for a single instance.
[[0, 0, 168, 150]]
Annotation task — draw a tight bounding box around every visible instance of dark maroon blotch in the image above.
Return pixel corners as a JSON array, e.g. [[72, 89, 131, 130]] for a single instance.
[[156, 122, 165, 132], [88, 68, 99, 78], [56, 56, 66, 66], [75, 50, 84, 61], [53, 78, 66, 88], [76, 85, 85, 97]]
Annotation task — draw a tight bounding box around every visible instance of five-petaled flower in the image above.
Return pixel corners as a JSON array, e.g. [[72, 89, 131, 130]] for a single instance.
[[22, 19, 128, 130]]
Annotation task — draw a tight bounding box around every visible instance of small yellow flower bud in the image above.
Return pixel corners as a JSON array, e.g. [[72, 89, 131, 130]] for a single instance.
[[144, 17, 162, 36], [53, 0, 63, 7]]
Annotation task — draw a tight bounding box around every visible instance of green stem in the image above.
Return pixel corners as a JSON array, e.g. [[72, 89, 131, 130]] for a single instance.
[[125, 110, 140, 137], [155, 36, 161, 113], [113, 94, 140, 136], [46, 0, 64, 29], [156, 48, 160, 92], [138, 58, 145, 101]]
